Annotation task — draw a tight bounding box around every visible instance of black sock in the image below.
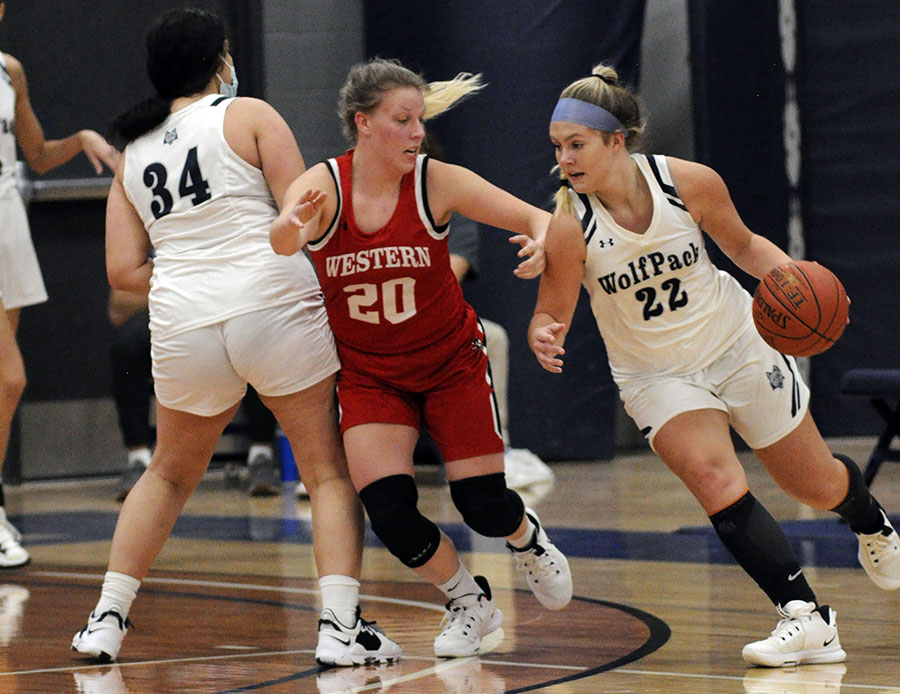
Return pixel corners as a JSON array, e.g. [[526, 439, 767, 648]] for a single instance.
[[710, 491, 817, 608], [830, 454, 885, 534]]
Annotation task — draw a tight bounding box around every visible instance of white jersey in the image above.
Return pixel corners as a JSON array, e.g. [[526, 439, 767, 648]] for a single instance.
[[0, 53, 18, 198], [122, 94, 322, 339], [570, 153, 752, 383]]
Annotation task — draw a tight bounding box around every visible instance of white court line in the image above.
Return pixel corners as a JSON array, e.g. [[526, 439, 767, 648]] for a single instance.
[[32, 570, 445, 611], [38, 571, 893, 691]]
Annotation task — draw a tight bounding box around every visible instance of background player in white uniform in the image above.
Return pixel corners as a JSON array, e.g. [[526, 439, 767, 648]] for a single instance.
[[71, 8, 399, 667], [0, 0, 119, 568], [530, 63, 900, 668]]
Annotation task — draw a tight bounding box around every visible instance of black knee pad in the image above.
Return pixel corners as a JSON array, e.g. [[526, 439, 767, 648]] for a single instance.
[[358, 474, 441, 568], [449, 472, 524, 537], [831, 453, 884, 532]]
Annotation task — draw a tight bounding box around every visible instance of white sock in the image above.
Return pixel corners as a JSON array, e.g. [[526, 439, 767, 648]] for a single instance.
[[127, 448, 152, 468], [437, 560, 482, 601], [318, 575, 359, 625], [247, 443, 274, 463], [507, 514, 537, 551], [94, 571, 141, 620]]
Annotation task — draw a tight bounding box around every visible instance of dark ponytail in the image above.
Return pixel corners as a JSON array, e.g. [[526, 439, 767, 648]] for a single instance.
[[108, 7, 226, 146], [109, 96, 171, 148]]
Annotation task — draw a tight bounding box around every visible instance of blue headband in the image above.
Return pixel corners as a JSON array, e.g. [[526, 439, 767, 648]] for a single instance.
[[550, 97, 625, 133]]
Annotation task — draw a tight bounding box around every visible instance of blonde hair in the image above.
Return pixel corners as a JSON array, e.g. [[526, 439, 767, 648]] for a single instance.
[[338, 58, 484, 142], [552, 63, 646, 213]]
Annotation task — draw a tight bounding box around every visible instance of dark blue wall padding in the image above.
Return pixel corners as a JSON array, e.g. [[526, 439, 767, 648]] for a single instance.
[[795, 1, 900, 436], [687, 0, 789, 291], [365, 0, 646, 460]]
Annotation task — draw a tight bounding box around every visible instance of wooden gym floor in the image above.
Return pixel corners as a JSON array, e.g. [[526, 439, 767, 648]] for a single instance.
[[1, 437, 899, 693]]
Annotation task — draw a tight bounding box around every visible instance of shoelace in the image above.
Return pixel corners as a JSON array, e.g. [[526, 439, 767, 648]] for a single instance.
[[439, 595, 485, 637], [514, 544, 559, 577], [862, 531, 899, 563], [359, 618, 385, 637], [770, 613, 813, 641]]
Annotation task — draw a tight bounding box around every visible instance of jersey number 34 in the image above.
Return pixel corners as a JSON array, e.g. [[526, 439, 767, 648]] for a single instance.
[[143, 147, 212, 220]]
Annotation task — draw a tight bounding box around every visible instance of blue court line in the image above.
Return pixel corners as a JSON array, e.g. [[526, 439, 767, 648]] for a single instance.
[[11, 510, 893, 570]]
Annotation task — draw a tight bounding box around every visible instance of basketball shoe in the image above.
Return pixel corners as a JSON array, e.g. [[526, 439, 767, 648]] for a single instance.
[[743, 663, 847, 693], [507, 508, 572, 610], [742, 601, 846, 667], [315, 606, 401, 666], [0, 509, 29, 569], [71, 606, 132, 663], [433, 575, 504, 658], [856, 509, 900, 590]]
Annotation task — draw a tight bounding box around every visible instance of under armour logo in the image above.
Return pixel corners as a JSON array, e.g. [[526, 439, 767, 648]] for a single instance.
[[163, 128, 178, 145], [766, 365, 785, 390], [471, 337, 485, 352], [596, 238, 615, 248]]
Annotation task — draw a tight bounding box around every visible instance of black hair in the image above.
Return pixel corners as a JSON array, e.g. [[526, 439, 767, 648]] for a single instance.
[[109, 7, 227, 146]]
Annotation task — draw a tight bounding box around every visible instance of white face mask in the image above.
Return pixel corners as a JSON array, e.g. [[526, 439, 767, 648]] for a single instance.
[[217, 60, 238, 98]]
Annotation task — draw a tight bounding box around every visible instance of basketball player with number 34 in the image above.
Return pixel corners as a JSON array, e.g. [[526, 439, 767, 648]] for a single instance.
[[530, 63, 900, 668]]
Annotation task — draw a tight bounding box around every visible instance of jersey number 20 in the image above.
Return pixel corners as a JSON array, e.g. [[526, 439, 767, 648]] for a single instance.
[[143, 147, 212, 220], [344, 278, 416, 324]]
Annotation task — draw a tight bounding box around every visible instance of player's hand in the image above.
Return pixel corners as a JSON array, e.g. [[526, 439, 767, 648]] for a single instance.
[[79, 129, 121, 174], [286, 188, 327, 228], [510, 234, 546, 279], [530, 321, 566, 373]]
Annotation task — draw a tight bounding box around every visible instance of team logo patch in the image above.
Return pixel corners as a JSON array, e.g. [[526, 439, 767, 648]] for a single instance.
[[766, 364, 785, 390], [163, 128, 178, 145]]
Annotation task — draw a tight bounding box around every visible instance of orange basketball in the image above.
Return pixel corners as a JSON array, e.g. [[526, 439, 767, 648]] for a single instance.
[[752, 260, 849, 357]]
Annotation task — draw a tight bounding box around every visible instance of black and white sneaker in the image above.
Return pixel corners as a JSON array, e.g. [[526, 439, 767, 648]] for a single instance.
[[71, 607, 133, 663], [856, 509, 900, 590], [507, 508, 572, 610], [315, 606, 401, 666]]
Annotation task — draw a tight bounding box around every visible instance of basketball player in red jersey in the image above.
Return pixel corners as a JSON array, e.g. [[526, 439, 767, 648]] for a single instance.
[[272, 58, 572, 658]]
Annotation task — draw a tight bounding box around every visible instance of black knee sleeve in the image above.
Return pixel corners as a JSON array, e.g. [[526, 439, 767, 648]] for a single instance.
[[449, 472, 524, 537], [710, 491, 816, 608], [830, 453, 884, 533], [358, 474, 441, 568]]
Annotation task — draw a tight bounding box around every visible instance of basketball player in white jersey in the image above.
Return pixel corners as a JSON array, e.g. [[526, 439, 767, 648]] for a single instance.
[[0, 0, 119, 569], [530, 63, 900, 668], [71, 8, 399, 666]]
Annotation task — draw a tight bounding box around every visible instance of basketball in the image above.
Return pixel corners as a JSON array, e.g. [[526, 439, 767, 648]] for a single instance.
[[752, 260, 849, 357]]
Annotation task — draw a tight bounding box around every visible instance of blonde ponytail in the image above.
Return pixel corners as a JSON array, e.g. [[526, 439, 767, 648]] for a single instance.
[[424, 73, 485, 120]]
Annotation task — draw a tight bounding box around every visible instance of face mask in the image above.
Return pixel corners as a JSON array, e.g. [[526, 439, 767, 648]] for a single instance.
[[217, 60, 238, 98]]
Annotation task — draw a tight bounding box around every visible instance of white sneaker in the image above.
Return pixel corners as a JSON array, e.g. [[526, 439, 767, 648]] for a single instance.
[[742, 663, 847, 693], [742, 601, 846, 667], [433, 575, 504, 658], [507, 508, 572, 610], [71, 606, 132, 663], [0, 510, 29, 569], [295, 480, 309, 499], [315, 606, 401, 666], [856, 509, 900, 590], [504, 448, 554, 491]]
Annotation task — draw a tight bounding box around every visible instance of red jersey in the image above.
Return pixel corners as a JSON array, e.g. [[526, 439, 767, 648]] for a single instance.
[[308, 151, 470, 359]]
